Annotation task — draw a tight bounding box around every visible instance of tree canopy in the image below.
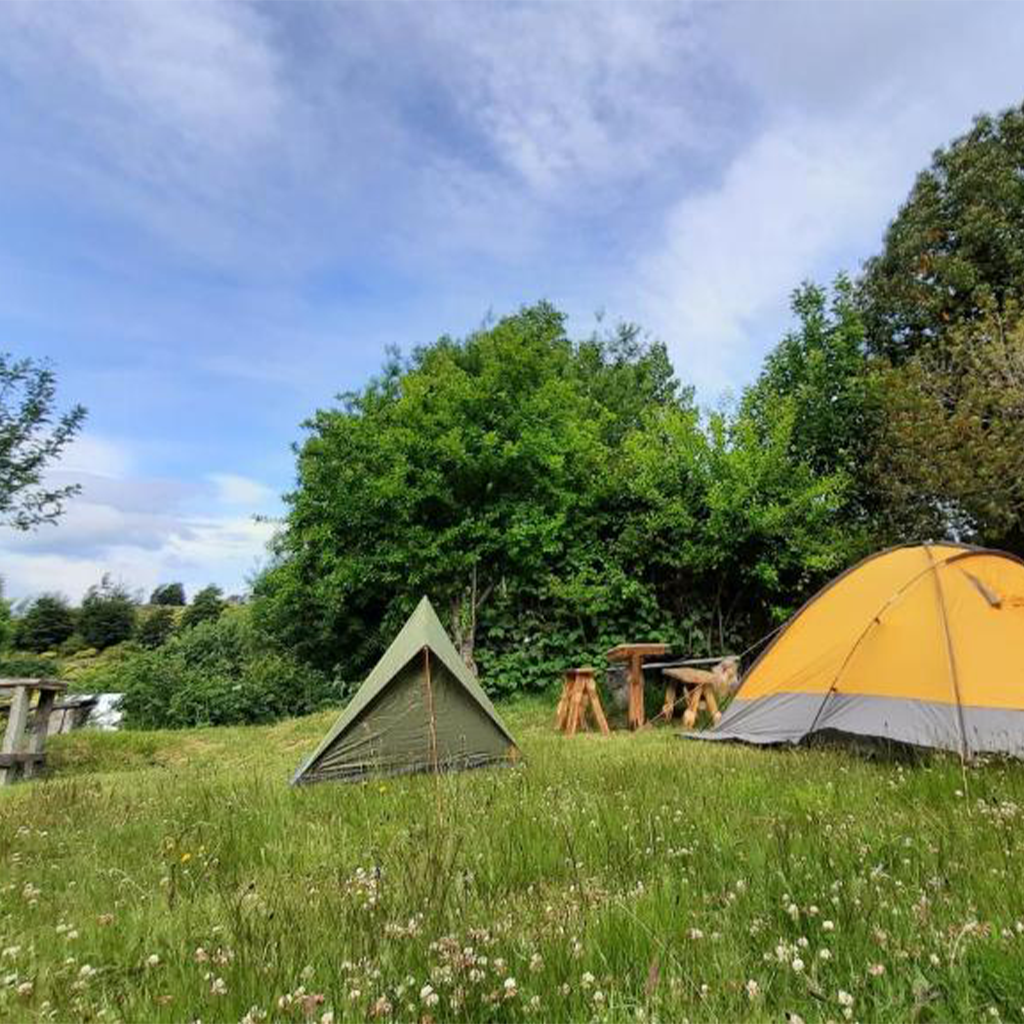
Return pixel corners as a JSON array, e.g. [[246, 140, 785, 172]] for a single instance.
[[256, 302, 865, 690], [860, 102, 1024, 362]]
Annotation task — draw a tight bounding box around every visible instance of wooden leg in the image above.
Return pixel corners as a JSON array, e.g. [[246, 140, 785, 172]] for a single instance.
[[23, 690, 56, 780], [586, 676, 610, 737], [556, 672, 574, 731], [682, 684, 701, 730], [629, 655, 645, 729], [1, 685, 31, 786], [566, 674, 586, 737], [703, 686, 721, 725], [662, 679, 677, 722]]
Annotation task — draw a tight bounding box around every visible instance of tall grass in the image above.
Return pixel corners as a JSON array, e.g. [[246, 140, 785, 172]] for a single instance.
[[2, 699, 1024, 1022]]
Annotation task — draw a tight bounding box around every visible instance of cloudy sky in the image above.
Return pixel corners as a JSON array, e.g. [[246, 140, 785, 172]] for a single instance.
[[2, 1, 1023, 602]]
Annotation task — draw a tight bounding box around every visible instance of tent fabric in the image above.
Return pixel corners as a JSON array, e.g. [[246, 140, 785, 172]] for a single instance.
[[292, 596, 519, 784], [695, 543, 1024, 756]]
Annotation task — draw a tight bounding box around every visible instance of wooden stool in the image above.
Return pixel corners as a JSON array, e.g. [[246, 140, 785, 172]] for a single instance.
[[1, 677, 67, 785], [556, 667, 610, 737]]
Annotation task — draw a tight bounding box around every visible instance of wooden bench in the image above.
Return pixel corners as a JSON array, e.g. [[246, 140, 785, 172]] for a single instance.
[[1, 678, 67, 785]]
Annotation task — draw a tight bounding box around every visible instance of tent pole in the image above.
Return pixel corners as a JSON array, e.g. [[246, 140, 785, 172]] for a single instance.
[[927, 546, 970, 764], [806, 549, 961, 738], [423, 645, 440, 774]]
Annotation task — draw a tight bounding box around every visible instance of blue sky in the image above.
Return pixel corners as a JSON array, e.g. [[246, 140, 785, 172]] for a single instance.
[[2, 1, 1023, 602]]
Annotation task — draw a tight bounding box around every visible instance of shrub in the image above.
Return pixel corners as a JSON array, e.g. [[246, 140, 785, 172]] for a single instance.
[[78, 576, 137, 650], [136, 606, 176, 649], [0, 653, 59, 678], [110, 610, 336, 729], [13, 594, 75, 652], [181, 584, 225, 630]]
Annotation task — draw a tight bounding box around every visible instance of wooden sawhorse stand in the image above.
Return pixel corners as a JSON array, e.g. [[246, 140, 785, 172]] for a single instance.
[[556, 667, 610, 737], [661, 658, 738, 729], [1, 678, 67, 785]]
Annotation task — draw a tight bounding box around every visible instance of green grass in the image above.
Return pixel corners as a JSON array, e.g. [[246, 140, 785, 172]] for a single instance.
[[2, 698, 1024, 1023]]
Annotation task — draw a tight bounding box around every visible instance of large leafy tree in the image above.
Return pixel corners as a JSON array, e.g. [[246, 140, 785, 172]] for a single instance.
[[0, 354, 86, 530], [860, 102, 1024, 362], [744, 277, 879, 485], [256, 303, 681, 678], [870, 304, 1024, 547], [256, 302, 864, 691]]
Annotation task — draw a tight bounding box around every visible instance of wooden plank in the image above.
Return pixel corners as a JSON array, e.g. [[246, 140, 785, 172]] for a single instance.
[[0, 678, 68, 693], [0, 752, 46, 768], [1, 684, 31, 785], [606, 643, 668, 662], [23, 689, 57, 780]]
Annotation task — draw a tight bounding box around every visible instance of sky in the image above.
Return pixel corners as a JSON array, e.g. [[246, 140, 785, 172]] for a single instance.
[[2, 1, 1023, 603]]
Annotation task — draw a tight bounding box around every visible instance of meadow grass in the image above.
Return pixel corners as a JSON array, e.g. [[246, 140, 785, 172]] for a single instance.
[[2, 698, 1024, 1023]]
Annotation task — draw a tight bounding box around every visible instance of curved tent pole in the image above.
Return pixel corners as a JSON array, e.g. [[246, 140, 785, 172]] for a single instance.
[[926, 546, 970, 762], [804, 546, 965, 737]]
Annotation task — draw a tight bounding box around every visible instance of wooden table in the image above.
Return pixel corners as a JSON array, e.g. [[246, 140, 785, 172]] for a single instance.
[[1, 678, 67, 785], [606, 643, 668, 729]]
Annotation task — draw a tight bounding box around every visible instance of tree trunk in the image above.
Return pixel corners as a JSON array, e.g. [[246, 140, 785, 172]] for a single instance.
[[449, 565, 492, 677]]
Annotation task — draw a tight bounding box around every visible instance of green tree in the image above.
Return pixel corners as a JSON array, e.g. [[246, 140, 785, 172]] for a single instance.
[[149, 582, 186, 606], [742, 277, 882, 534], [0, 354, 87, 529], [136, 606, 177, 649], [860, 102, 1024, 362], [255, 300, 862, 694], [181, 584, 225, 629], [78, 575, 137, 650], [255, 303, 679, 679], [13, 593, 75, 652], [870, 304, 1024, 546]]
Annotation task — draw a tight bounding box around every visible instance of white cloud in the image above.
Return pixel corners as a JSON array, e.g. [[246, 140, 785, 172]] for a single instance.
[[634, 117, 915, 393], [628, 2, 1024, 397], [56, 433, 133, 479], [208, 473, 275, 508], [0, 436, 280, 601]]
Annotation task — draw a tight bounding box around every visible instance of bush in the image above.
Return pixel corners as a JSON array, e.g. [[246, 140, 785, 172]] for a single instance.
[[181, 584, 225, 630], [78, 576, 137, 650], [110, 610, 336, 729], [13, 594, 75, 652], [136, 606, 176, 649], [0, 653, 59, 678]]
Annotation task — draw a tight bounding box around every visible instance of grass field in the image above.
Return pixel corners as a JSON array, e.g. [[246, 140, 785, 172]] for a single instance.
[[2, 699, 1024, 1023]]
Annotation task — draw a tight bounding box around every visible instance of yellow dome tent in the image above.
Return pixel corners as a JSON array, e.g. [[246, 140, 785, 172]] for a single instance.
[[699, 544, 1024, 756]]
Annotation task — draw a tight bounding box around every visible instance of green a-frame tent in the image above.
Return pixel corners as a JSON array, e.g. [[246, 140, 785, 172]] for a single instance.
[[292, 597, 519, 784]]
